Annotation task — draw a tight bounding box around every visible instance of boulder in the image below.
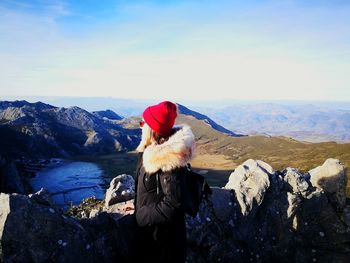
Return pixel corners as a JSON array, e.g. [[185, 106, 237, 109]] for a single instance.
[[309, 158, 347, 211], [224, 159, 272, 216], [104, 174, 135, 207], [0, 192, 97, 262], [188, 159, 350, 262], [0, 190, 132, 263]]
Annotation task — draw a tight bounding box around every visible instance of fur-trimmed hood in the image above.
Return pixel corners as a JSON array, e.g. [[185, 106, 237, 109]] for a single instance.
[[141, 125, 195, 174]]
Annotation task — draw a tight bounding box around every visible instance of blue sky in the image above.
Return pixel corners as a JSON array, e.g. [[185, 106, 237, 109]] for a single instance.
[[0, 0, 349, 101]]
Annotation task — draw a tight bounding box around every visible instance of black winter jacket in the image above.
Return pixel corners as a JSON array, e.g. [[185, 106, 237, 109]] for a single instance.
[[134, 153, 187, 263], [133, 125, 195, 263]]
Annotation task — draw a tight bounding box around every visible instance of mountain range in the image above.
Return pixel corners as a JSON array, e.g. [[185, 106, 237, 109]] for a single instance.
[[1, 99, 349, 263], [0, 100, 238, 159], [195, 103, 350, 143], [8, 97, 349, 143], [1, 100, 349, 194], [0, 100, 139, 158]]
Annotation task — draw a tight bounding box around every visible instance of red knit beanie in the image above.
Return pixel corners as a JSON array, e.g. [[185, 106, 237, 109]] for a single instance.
[[142, 101, 177, 137]]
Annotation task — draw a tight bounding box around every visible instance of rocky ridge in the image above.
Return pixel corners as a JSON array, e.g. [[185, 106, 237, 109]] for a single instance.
[[1, 158, 349, 262], [0, 100, 140, 158], [0, 100, 141, 194]]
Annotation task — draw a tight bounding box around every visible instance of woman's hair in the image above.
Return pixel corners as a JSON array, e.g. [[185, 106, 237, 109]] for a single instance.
[[152, 131, 168, 145], [136, 123, 170, 152]]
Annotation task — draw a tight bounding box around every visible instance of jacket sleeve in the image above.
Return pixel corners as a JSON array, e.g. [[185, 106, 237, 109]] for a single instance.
[[133, 153, 143, 213], [136, 171, 182, 226]]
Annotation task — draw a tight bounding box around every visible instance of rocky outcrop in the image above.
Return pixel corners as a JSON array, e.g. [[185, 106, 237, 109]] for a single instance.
[[0, 159, 349, 262], [104, 174, 135, 206], [1, 191, 107, 262], [0, 100, 140, 158], [187, 159, 350, 262], [309, 158, 347, 211], [0, 188, 133, 263], [224, 159, 272, 216]]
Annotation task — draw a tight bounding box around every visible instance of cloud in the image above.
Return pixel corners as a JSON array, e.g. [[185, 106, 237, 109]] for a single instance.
[[0, 0, 349, 101]]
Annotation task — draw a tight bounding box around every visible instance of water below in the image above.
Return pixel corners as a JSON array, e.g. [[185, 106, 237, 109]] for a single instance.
[[30, 160, 105, 209]]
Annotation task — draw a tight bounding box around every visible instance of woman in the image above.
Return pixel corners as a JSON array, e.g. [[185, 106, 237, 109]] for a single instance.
[[134, 101, 195, 263]]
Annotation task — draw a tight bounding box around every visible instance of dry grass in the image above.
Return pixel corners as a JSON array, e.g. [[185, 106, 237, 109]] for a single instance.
[[177, 115, 350, 196], [74, 115, 350, 196]]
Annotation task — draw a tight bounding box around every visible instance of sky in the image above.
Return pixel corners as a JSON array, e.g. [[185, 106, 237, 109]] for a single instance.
[[0, 0, 349, 102]]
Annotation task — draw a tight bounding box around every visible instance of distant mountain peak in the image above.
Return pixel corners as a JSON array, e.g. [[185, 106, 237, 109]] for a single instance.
[[0, 100, 55, 110], [176, 103, 242, 137]]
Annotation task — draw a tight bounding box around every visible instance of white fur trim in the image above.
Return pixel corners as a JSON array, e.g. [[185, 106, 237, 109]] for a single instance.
[[142, 125, 195, 174]]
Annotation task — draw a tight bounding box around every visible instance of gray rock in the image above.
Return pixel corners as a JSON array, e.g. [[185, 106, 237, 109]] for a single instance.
[[187, 159, 350, 262], [283, 167, 310, 195], [309, 158, 347, 211], [225, 159, 272, 216], [282, 168, 310, 229], [0, 192, 131, 263], [286, 192, 301, 229], [1, 159, 349, 263], [0, 192, 96, 262], [104, 174, 135, 207]]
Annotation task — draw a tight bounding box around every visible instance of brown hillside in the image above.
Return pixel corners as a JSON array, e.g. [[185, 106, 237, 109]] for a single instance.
[[102, 114, 350, 195], [176, 115, 350, 194]]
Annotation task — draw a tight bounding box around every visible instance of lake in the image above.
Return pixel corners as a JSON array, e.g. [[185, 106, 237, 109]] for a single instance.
[[30, 160, 106, 209]]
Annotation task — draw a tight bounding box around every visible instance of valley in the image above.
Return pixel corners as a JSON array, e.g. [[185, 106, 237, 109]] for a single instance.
[[1, 100, 349, 200]]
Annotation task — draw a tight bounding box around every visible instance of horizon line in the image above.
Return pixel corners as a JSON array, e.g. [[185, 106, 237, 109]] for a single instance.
[[1, 95, 350, 104]]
